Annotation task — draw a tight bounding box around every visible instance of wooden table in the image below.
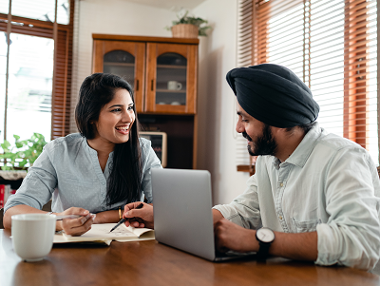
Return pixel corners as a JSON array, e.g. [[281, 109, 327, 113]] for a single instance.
[[1, 229, 379, 286]]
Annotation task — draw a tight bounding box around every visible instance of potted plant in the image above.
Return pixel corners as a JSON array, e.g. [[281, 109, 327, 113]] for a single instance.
[[0, 133, 47, 171], [166, 11, 211, 38], [0, 133, 48, 212]]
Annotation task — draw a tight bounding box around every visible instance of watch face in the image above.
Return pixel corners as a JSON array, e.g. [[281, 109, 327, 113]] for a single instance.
[[257, 228, 275, 243]]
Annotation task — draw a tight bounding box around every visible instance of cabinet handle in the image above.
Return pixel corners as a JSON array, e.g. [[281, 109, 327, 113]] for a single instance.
[[136, 80, 139, 91], [151, 80, 154, 91]]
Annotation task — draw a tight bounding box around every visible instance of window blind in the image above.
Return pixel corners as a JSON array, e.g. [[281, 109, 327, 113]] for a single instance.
[[256, 0, 378, 164], [237, 0, 378, 166]]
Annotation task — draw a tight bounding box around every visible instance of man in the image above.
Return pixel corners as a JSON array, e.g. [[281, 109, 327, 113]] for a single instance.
[[123, 63, 380, 269], [212, 63, 380, 269]]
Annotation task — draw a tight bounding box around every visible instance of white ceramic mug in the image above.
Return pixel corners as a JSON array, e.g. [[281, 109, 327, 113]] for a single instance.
[[167, 81, 182, 90], [12, 213, 56, 262]]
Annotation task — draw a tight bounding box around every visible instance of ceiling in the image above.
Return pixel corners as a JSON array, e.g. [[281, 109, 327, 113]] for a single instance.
[[122, 0, 207, 11]]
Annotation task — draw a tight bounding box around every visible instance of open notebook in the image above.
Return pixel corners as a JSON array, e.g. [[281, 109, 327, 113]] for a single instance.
[[54, 223, 154, 245]]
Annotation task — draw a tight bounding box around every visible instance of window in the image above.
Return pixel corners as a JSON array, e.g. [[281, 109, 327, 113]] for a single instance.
[[256, 0, 378, 164], [0, 0, 74, 145], [236, 0, 379, 169]]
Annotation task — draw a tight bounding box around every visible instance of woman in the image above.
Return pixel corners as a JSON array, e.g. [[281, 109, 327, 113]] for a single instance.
[[3, 73, 161, 235]]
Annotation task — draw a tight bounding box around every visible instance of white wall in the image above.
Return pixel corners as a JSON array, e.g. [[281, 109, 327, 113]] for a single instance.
[[71, 0, 175, 131], [72, 0, 250, 205], [192, 0, 249, 204]]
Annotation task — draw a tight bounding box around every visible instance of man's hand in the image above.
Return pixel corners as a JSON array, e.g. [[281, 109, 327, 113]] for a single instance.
[[56, 207, 94, 236], [123, 202, 154, 229], [214, 218, 258, 253], [215, 218, 318, 260], [212, 209, 224, 226]]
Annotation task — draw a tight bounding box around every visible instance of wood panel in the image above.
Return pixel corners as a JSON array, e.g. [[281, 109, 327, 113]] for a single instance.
[[139, 114, 194, 169]]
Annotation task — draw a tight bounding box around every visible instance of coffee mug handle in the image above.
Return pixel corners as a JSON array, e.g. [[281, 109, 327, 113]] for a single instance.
[[177, 82, 182, 90]]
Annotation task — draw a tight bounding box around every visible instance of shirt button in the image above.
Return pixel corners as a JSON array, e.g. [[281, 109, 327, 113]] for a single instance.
[[279, 216, 283, 220], [280, 183, 283, 187]]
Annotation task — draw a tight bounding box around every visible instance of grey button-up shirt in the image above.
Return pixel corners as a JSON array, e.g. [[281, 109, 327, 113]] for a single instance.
[[4, 133, 162, 213], [214, 123, 380, 270]]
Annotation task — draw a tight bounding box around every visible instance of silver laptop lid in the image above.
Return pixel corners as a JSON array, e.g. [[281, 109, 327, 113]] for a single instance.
[[152, 168, 216, 261]]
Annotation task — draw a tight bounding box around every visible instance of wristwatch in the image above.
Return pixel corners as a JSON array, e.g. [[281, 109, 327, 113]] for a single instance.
[[255, 227, 275, 261]]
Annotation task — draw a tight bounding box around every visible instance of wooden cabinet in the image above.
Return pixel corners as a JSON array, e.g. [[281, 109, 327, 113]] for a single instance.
[[92, 34, 199, 169]]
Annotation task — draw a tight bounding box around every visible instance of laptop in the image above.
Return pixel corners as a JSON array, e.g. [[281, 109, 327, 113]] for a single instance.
[[152, 168, 256, 262]]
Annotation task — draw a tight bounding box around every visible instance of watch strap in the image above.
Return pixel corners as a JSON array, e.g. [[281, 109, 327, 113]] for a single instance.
[[256, 241, 271, 261], [255, 227, 275, 261]]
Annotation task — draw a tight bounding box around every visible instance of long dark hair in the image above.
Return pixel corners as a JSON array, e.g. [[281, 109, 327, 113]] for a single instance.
[[75, 73, 142, 206]]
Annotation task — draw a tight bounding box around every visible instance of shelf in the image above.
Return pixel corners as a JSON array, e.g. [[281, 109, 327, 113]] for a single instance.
[[156, 89, 186, 93], [156, 103, 185, 106], [103, 62, 135, 67], [157, 65, 186, 69]]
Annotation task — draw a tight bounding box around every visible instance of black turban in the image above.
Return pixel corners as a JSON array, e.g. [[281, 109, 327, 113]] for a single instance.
[[226, 64, 319, 128]]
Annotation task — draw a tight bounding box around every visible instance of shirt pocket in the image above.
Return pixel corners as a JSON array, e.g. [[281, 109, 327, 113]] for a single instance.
[[292, 218, 321, 233]]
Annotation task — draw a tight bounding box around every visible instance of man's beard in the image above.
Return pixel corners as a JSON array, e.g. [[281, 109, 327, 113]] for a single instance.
[[242, 124, 277, 156]]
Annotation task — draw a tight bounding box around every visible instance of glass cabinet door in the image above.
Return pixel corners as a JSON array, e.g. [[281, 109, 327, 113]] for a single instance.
[[155, 53, 187, 106], [146, 43, 197, 114], [92, 40, 145, 112], [103, 50, 136, 88]]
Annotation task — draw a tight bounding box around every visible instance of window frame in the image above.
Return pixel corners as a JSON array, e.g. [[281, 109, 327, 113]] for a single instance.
[[0, 0, 74, 141]]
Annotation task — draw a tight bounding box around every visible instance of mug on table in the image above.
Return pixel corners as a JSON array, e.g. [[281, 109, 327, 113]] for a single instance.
[[11, 213, 56, 262]]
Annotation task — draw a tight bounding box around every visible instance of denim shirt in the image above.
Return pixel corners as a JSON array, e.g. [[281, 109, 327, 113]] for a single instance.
[[4, 133, 162, 214], [214, 123, 380, 270]]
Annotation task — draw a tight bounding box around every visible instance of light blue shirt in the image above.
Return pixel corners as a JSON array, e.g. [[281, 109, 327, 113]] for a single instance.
[[214, 123, 380, 270], [4, 133, 162, 214]]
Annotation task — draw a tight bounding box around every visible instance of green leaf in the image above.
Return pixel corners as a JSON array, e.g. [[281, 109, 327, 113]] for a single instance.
[[1, 140, 11, 151], [19, 160, 27, 167], [15, 142, 23, 148], [1, 133, 47, 169], [1, 166, 12, 171]]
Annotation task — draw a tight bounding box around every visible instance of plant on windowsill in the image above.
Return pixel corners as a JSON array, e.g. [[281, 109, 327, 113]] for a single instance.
[[0, 133, 47, 172], [166, 10, 211, 38]]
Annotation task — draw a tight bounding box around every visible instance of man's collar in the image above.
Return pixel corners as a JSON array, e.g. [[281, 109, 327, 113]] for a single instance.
[[271, 122, 323, 168]]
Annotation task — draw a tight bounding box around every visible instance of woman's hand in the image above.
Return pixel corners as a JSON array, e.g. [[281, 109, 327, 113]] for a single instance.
[[56, 207, 95, 236], [123, 202, 154, 229]]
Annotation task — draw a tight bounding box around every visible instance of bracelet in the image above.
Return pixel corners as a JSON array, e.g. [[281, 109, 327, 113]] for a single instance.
[[118, 207, 122, 219]]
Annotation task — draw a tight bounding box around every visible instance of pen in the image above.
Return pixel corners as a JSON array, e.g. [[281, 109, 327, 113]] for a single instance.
[[53, 214, 96, 221], [109, 203, 144, 233], [55, 215, 80, 221]]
